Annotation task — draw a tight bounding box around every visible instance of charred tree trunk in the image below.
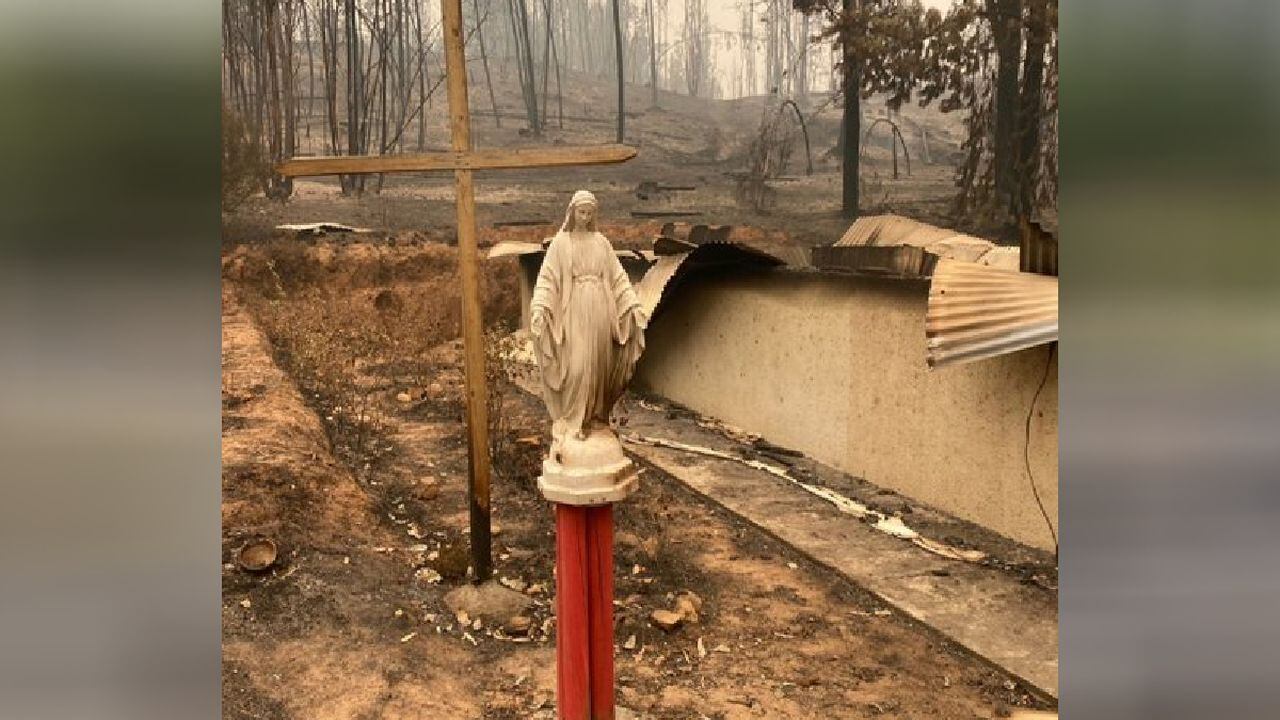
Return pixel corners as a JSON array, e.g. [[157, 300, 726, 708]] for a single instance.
[[252, 3, 267, 153], [265, 0, 293, 199], [540, 0, 551, 127], [841, 0, 860, 219], [475, 0, 502, 127], [283, 1, 297, 177], [744, 5, 755, 96], [1017, 0, 1048, 220], [343, 0, 364, 195], [797, 12, 809, 104], [417, 0, 430, 145], [376, 0, 390, 193], [396, 0, 410, 154], [545, 0, 564, 127], [646, 0, 657, 107], [302, 0, 315, 144], [991, 0, 1022, 220], [508, 0, 542, 134], [319, 0, 341, 154], [684, 0, 705, 97], [612, 0, 624, 141]]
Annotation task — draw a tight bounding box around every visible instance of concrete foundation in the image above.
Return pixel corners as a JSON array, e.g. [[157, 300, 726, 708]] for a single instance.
[[632, 267, 1058, 551]]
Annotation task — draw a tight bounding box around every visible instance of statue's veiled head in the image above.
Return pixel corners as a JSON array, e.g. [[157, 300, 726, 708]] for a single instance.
[[561, 190, 598, 233]]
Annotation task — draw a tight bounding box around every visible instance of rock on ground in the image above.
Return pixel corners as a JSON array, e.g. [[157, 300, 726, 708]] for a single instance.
[[444, 581, 532, 623]]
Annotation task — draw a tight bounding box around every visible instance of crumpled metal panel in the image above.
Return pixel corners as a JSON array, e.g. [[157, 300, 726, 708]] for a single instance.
[[926, 259, 1058, 368], [838, 214, 977, 248], [811, 245, 935, 278], [635, 254, 686, 318], [656, 223, 810, 268], [837, 214, 1019, 271], [634, 239, 790, 320]]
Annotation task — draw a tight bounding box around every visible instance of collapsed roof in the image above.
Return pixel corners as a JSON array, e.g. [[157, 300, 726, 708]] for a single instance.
[[487, 215, 1057, 369]]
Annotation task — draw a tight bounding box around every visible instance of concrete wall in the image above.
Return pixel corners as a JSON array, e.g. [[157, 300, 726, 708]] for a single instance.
[[633, 268, 1059, 551]]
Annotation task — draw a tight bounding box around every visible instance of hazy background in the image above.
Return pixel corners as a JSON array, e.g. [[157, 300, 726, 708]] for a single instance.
[[2, 0, 1279, 718]]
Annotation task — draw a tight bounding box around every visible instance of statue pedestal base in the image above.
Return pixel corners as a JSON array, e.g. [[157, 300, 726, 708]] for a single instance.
[[537, 427, 639, 506]]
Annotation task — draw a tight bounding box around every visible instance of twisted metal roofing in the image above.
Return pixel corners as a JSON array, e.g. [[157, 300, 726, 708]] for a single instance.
[[837, 214, 1020, 271], [926, 259, 1058, 369]]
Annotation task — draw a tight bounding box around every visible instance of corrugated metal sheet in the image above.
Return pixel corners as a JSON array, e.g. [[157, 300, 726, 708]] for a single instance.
[[836, 214, 1020, 271], [634, 240, 790, 319], [838, 214, 977, 248], [1019, 217, 1059, 276], [811, 245, 935, 278], [635, 254, 686, 317], [656, 223, 811, 268], [926, 259, 1058, 369]]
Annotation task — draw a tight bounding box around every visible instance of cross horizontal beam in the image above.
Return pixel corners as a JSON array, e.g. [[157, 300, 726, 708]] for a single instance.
[[276, 143, 637, 178]]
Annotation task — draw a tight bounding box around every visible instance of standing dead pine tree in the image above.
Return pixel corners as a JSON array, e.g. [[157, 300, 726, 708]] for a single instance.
[[839, 0, 861, 218], [1017, 0, 1050, 220], [343, 0, 365, 195], [470, 0, 502, 128], [684, 0, 707, 97], [991, 0, 1021, 219], [508, 0, 542, 134], [646, 0, 658, 107], [612, 0, 625, 141]]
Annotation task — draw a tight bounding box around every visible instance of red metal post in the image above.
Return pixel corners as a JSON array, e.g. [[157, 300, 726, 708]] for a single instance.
[[556, 503, 617, 719], [556, 505, 591, 720], [586, 505, 616, 720]]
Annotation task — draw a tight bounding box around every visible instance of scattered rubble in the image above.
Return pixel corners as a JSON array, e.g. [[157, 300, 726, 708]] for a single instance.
[[505, 615, 533, 635], [499, 576, 528, 592], [650, 590, 704, 631], [650, 609, 684, 631]]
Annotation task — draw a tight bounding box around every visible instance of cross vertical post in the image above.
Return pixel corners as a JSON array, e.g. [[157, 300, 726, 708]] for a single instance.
[[441, 0, 492, 583]]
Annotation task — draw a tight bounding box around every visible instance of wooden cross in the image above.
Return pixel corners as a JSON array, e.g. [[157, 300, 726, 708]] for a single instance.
[[277, 0, 636, 584]]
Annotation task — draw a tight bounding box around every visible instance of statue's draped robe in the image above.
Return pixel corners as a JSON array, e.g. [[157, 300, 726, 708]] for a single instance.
[[532, 231, 647, 442]]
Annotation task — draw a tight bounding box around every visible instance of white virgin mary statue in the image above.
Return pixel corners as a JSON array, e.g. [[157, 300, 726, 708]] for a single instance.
[[531, 190, 648, 467]]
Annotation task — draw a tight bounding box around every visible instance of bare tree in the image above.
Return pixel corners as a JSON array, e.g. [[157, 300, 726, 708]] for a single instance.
[[343, 0, 364, 194], [684, 0, 707, 97], [474, 0, 503, 127], [796, 10, 810, 103], [646, 0, 658, 106], [507, 0, 542, 133], [840, 0, 860, 218], [541, 0, 565, 126], [742, 3, 756, 96], [302, 0, 316, 144]]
